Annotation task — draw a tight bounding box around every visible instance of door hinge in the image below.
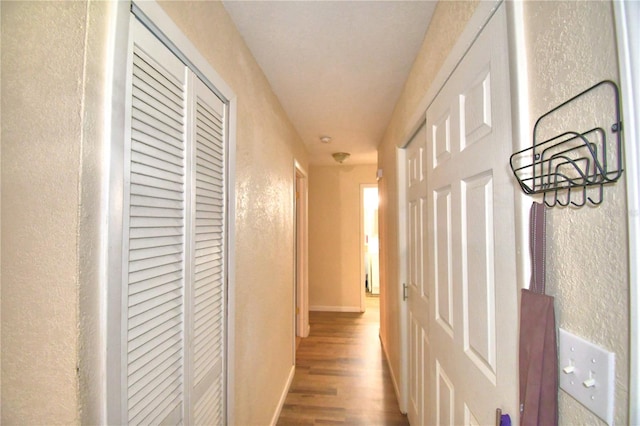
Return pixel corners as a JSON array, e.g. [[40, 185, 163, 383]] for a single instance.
[[403, 283, 408, 301]]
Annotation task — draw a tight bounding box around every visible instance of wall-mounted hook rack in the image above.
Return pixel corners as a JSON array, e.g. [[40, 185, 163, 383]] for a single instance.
[[510, 80, 623, 207]]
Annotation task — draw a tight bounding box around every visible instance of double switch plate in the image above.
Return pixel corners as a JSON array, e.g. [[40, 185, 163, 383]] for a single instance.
[[558, 328, 615, 425]]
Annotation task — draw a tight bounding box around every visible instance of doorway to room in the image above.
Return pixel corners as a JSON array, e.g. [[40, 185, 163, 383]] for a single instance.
[[294, 162, 309, 344], [361, 184, 380, 312]]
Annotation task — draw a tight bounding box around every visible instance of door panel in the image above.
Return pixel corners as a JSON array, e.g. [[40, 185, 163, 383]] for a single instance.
[[462, 171, 497, 381], [460, 69, 492, 149], [406, 124, 428, 426], [405, 4, 517, 425], [121, 16, 227, 425], [426, 4, 517, 424], [409, 312, 420, 421], [191, 76, 226, 425], [421, 331, 430, 426], [126, 19, 187, 424], [434, 186, 453, 336], [436, 361, 454, 426], [433, 111, 451, 167]]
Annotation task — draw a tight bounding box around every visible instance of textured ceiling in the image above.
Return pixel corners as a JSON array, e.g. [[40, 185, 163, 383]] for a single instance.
[[222, 1, 436, 165]]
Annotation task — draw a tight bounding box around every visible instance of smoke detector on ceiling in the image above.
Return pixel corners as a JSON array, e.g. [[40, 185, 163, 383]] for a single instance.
[[320, 136, 332, 144]]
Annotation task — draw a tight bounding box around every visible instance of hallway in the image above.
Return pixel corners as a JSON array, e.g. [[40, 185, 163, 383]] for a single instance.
[[277, 296, 408, 426]]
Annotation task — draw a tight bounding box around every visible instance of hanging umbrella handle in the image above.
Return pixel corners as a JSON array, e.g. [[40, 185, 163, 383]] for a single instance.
[[496, 408, 512, 426]]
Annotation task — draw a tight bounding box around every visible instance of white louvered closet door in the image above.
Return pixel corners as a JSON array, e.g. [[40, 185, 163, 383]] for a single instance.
[[189, 76, 226, 425], [123, 16, 227, 425]]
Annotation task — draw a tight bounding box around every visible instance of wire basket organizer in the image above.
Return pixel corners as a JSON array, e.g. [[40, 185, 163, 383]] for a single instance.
[[509, 80, 624, 207]]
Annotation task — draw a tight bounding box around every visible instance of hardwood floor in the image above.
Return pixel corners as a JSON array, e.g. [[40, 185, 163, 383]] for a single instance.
[[277, 296, 409, 426]]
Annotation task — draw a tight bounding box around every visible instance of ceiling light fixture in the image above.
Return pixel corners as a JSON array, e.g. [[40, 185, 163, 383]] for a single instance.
[[332, 152, 350, 164], [320, 136, 332, 144]]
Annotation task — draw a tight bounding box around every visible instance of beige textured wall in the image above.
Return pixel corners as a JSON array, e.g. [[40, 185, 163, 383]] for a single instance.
[[158, 2, 309, 424], [1, 2, 87, 422], [524, 1, 628, 424], [376, 0, 479, 400], [308, 164, 377, 310], [2, 0, 308, 424], [1, 1, 3, 419]]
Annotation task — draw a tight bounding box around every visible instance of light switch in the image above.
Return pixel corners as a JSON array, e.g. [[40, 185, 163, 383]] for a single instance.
[[558, 328, 615, 425]]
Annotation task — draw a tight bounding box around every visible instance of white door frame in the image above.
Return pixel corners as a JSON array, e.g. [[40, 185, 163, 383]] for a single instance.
[[396, 0, 531, 414], [294, 160, 310, 339], [614, 1, 640, 422]]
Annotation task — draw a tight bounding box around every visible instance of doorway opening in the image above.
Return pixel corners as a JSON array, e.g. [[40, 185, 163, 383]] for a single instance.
[[361, 184, 380, 312], [294, 161, 309, 354]]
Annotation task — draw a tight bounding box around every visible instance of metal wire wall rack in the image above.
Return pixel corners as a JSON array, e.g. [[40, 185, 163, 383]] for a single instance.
[[510, 80, 624, 207]]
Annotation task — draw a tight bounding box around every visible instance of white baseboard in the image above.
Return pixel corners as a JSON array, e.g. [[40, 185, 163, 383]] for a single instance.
[[270, 364, 295, 426], [381, 334, 405, 414], [309, 305, 361, 312]]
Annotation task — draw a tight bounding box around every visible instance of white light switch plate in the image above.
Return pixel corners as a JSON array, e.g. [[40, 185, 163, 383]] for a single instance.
[[558, 328, 615, 425]]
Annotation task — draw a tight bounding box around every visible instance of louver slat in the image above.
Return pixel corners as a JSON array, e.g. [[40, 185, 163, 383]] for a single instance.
[[126, 40, 185, 425], [132, 131, 184, 162], [192, 90, 225, 425]]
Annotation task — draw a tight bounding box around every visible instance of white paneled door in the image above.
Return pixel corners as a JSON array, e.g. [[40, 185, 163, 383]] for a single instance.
[[406, 123, 428, 426], [407, 4, 518, 425]]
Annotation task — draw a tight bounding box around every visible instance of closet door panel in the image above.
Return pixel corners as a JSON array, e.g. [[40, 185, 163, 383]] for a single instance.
[[125, 18, 187, 425], [191, 77, 226, 426], [121, 13, 228, 425]]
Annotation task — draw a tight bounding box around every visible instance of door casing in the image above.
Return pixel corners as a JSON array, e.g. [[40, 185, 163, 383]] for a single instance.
[[613, 1, 640, 421]]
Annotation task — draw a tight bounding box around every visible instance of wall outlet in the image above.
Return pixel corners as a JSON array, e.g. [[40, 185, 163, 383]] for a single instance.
[[558, 328, 615, 425]]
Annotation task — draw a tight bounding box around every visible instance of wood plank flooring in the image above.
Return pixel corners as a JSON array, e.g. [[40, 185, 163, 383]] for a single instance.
[[277, 296, 409, 426]]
